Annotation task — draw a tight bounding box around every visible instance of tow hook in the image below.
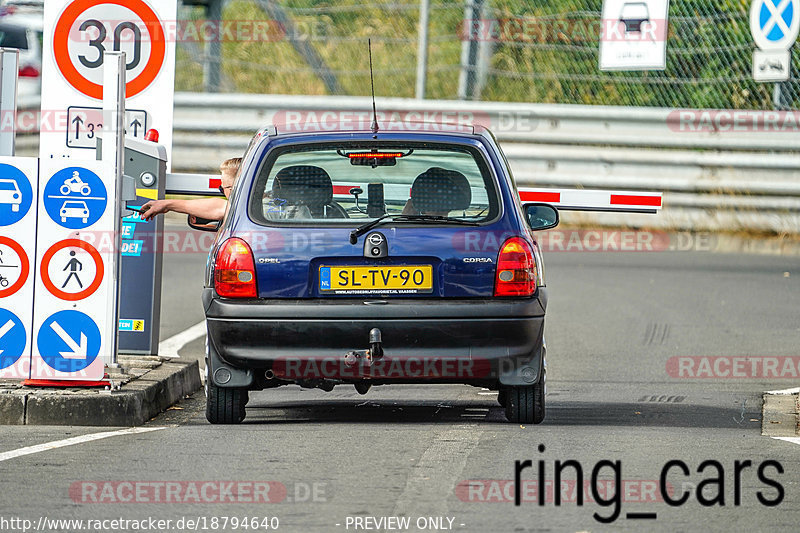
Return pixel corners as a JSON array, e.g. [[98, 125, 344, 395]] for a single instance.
[[344, 328, 384, 367]]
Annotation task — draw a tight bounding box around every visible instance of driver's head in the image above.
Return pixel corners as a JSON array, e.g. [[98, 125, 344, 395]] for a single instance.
[[219, 157, 243, 198]]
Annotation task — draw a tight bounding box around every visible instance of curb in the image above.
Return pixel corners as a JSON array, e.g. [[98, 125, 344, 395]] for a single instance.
[[761, 388, 800, 437], [0, 360, 201, 426]]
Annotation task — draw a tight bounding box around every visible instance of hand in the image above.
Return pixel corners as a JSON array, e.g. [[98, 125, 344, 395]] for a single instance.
[[139, 200, 171, 221]]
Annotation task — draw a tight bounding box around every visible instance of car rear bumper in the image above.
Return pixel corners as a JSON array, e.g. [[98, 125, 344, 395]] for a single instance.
[[203, 288, 547, 388]]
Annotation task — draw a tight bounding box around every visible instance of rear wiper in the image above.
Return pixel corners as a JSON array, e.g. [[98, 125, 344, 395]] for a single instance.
[[349, 214, 478, 244]]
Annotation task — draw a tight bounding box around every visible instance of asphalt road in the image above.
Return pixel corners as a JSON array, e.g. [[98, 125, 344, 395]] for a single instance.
[[2, 234, 800, 533]]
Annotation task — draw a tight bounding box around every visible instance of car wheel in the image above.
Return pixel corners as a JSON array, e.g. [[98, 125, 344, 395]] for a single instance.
[[497, 389, 507, 407], [503, 381, 545, 424], [206, 379, 248, 424]]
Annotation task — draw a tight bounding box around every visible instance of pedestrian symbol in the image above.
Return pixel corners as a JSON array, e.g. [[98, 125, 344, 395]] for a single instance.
[[37, 310, 101, 372], [750, 0, 800, 50], [40, 239, 103, 301], [62, 251, 83, 289], [42, 167, 107, 229], [0, 308, 27, 370], [0, 164, 33, 226]]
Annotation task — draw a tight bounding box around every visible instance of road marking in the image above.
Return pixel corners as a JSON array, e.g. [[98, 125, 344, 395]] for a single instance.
[[766, 387, 800, 395], [477, 392, 497, 396], [159, 320, 206, 358], [0, 427, 166, 463], [772, 437, 800, 446]]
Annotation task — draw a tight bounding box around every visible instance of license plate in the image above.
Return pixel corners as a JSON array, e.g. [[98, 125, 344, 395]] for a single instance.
[[319, 265, 433, 294]]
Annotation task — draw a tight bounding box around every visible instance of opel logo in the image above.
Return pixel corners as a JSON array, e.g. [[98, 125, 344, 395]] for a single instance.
[[368, 233, 385, 246]]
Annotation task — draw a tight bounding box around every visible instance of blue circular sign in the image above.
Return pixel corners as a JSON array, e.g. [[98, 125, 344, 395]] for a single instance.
[[43, 167, 107, 229], [0, 164, 33, 226], [37, 310, 101, 372], [0, 308, 26, 369], [760, 0, 794, 41]]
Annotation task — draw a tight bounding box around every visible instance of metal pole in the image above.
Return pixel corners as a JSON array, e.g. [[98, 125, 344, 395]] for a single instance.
[[415, 0, 430, 99], [102, 51, 126, 368], [205, 0, 222, 92], [0, 48, 18, 156]]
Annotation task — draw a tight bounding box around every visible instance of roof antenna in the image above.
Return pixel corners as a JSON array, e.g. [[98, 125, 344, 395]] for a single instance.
[[368, 39, 379, 134]]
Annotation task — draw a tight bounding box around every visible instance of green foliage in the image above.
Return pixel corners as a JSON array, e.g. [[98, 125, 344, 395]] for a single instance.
[[174, 0, 798, 109]]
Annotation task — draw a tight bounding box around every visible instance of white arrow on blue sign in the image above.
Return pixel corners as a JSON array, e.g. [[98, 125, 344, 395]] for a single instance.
[[0, 308, 26, 370], [36, 310, 100, 372]]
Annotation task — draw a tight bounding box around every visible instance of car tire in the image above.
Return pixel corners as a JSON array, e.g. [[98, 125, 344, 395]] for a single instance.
[[503, 381, 545, 424], [206, 381, 248, 424], [497, 389, 507, 407]]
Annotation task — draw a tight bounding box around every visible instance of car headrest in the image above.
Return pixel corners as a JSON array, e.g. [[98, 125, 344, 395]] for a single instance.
[[410, 167, 472, 214], [271, 165, 333, 206]]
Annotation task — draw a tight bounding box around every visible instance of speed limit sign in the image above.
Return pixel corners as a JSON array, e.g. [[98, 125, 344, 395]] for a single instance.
[[40, 0, 176, 165]]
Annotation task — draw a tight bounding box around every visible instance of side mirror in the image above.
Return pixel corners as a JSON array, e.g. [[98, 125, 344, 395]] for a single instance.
[[523, 203, 559, 231], [187, 214, 220, 232]]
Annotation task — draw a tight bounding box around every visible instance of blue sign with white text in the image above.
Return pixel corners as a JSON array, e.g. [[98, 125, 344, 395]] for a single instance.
[[0, 164, 33, 226], [0, 308, 26, 369], [37, 310, 101, 372], [43, 167, 107, 229]]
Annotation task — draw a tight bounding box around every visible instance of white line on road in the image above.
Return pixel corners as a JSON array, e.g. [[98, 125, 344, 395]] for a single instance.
[[0, 427, 166, 463], [765, 387, 800, 395], [159, 320, 206, 359], [772, 437, 800, 446]]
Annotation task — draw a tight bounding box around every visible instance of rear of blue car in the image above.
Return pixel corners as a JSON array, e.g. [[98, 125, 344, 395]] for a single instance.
[[203, 128, 554, 424]]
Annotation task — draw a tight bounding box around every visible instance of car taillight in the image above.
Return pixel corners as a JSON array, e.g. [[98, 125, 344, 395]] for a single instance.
[[494, 237, 537, 297], [18, 65, 39, 78], [214, 238, 257, 298]]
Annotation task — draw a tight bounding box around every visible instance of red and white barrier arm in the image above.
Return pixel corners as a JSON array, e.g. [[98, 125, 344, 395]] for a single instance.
[[518, 188, 662, 214], [166, 173, 224, 196]]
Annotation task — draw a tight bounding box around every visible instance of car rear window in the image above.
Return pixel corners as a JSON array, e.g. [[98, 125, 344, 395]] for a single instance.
[[0, 180, 17, 190], [248, 142, 499, 225]]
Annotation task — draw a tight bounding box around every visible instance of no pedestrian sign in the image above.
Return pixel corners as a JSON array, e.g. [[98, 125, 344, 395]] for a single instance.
[[40, 0, 176, 166]]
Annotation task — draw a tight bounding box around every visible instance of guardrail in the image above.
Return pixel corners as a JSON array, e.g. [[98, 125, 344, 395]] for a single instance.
[[16, 93, 800, 234]]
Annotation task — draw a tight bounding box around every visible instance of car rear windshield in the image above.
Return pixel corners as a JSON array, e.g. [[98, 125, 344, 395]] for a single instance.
[[248, 142, 499, 225]]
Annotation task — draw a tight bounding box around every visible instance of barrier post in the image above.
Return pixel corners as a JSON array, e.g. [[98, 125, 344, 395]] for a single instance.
[[101, 52, 126, 369], [0, 48, 18, 156]]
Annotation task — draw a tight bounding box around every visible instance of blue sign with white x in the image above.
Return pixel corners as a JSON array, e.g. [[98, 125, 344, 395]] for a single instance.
[[751, 0, 800, 49]]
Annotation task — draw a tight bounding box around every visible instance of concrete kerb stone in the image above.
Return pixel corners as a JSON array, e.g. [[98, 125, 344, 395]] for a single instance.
[[0, 359, 202, 426], [761, 387, 800, 437]]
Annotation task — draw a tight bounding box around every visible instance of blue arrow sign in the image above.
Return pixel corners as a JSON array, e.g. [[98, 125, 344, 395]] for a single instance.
[[37, 310, 101, 372], [0, 163, 33, 226], [43, 167, 107, 229], [0, 308, 26, 370]]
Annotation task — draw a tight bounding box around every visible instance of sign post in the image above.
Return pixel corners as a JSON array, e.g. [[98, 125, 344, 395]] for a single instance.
[[40, 0, 176, 166], [0, 48, 19, 157]]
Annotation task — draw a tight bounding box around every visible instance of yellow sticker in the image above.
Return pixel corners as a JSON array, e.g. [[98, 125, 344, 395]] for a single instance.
[[136, 188, 158, 200], [133, 320, 145, 331]]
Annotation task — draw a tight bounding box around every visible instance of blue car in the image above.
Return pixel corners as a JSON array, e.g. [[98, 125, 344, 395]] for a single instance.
[[201, 123, 560, 424]]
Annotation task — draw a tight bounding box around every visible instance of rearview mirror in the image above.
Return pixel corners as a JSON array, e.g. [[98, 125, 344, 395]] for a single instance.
[[187, 214, 220, 233], [523, 203, 559, 231]]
